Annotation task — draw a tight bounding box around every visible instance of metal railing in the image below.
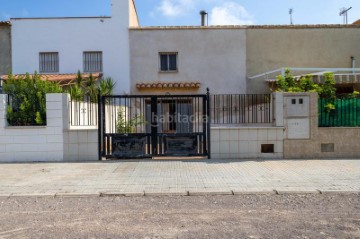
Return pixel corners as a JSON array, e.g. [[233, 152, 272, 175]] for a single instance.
[[69, 93, 274, 127], [319, 97, 360, 127], [210, 94, 273, 124], [69, 97, 98, 127]]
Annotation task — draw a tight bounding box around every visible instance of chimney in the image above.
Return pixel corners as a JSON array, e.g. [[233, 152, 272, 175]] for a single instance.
[[351, 56, 356, 73], [200, 10, 208, 26]]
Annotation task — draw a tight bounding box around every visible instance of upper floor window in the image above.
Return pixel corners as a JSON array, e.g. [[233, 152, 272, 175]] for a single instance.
[[39, 52, 59, 73], [83, 51, 103, 72], [159, 52, 178, 72]]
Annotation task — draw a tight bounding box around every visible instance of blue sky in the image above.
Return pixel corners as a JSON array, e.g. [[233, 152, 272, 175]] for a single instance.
[[1, 0, 360, 26]]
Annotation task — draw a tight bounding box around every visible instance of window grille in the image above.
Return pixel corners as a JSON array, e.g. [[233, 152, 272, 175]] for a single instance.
[[159, 52, 178, 72], [39, 52, 59, 73], [84, 51, 103, 72]]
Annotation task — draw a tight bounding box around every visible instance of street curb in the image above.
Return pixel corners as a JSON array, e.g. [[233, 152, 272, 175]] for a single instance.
[[276, 190, 321, 195], [100, 192, 126, 197], [1, 190, 359, 198], [10, 193, 56, 198], [0, 194, 12, 198], [188, 190, 233, 196], [319, 190, 360, 194], [124, 192, 145, 197], [144, 191, 188, 196], [55, 193, 100, 198], [233, 190, 276, 195]]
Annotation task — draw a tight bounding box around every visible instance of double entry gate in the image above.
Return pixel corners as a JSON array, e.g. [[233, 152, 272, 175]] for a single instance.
[[98, 94, 210, 159]]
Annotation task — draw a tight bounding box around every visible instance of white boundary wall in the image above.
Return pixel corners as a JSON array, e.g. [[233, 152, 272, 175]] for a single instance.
[[210, 93, 285, 159], [211, 126, 284, 159], [0, 93, 98, 162], [1, 92, 357, 161]]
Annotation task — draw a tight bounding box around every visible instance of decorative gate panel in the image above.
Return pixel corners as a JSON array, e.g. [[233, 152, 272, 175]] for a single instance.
[[99, 94, 210, 159]]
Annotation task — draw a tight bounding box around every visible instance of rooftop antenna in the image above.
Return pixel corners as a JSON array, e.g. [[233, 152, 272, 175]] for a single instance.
[[339, 7, 352, 24], [289, 8, 294, 25]]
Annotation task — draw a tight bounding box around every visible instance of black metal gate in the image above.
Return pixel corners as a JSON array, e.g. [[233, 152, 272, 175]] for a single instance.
[[98, 93, 210, 159]]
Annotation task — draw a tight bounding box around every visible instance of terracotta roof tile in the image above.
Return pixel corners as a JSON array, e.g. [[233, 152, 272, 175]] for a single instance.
[[353, 19, 360, 25], [1, 73, 102, 86], [0, 21, 10, 26], [136, 82, 200, 89]]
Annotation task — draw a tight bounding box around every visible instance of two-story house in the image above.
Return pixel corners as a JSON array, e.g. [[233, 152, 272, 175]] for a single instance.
[[9, 0, 138, 94]]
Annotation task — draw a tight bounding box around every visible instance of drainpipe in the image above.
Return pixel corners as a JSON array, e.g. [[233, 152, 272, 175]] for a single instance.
[[351, 56, 356, 73]]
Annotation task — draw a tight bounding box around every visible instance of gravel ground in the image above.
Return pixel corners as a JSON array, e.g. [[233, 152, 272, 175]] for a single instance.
[[0, 194, 359, 238]]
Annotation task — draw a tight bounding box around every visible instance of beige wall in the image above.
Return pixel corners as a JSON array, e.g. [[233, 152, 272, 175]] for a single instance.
[[0, 24, 11, 75], [130, 25, 360, 95], [130, 28, 247, 95], [284, 92, 360, 158], [129, 0, 139, 27], [247, 26, 360, 93]]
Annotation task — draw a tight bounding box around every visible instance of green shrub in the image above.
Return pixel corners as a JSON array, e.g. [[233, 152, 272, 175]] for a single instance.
[[116, 108, 146, 133], [3, 72, 63, 126]]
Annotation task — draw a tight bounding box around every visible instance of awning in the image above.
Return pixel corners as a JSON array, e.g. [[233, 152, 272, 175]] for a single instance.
[[265, 74, 360, 84], [249, 68, 360, 84]]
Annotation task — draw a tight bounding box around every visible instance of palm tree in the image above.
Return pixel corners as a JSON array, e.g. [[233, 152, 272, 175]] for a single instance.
[[75, 70, 83, 87], [68, 84, 83, 101], [86, 73, 98, 103], [99, 77, 116, 96]]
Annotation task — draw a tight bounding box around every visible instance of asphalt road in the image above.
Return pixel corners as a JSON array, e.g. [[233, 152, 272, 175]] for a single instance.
[[0, 194, 359, 238]]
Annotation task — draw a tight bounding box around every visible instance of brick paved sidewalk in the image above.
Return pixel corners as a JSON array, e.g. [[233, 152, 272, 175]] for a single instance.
[[0, 159, 359, 197]]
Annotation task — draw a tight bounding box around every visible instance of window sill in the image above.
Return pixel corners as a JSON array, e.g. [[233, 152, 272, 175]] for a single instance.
[[159, 70, 178, 73], [6, 125, 47, 129]]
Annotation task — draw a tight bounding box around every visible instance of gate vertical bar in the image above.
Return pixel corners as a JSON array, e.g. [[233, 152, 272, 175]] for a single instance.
[[97, 91, 102, 160], [206, 88, 211, 159], [151, 96, 158, 156], [202, 95, 207, 155], [102, 95, 106, 158]]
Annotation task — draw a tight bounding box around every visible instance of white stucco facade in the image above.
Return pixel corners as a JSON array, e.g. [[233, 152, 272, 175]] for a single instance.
[[11, 0, 138, 94]]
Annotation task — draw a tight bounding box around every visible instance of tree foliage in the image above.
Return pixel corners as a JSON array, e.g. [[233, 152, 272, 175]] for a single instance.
[[275, 69, 337, 112], [276, 69, 336, 99]]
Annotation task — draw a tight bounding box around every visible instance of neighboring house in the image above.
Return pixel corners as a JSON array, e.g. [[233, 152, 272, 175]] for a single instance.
[[10, 0, 138, 94], [130, 24, 360, 95], [246, 24, 360, 94], [0, 21, 11, 76]]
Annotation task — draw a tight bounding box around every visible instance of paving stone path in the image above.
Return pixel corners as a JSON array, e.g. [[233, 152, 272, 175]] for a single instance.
[[0, 159, 359, 197]]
